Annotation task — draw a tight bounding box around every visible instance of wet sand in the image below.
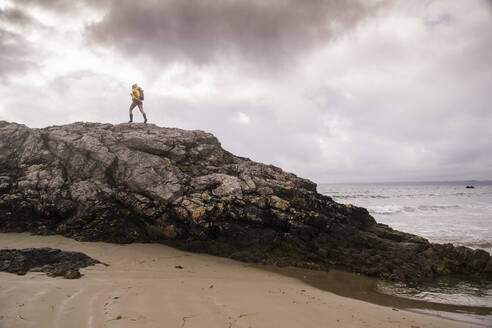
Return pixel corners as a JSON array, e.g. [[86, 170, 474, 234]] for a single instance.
[[0, 233, 482, 328]]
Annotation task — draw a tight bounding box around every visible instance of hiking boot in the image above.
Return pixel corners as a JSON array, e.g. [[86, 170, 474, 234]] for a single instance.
[[143, 114, 148, 124]]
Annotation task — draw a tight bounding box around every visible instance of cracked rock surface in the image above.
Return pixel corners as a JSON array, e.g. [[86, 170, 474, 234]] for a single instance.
[[0, 121, 491, 282]]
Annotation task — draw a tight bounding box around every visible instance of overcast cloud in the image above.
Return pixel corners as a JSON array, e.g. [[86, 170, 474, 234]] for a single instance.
[[89, 0, 379, 70], [0, 0, 491, 183]]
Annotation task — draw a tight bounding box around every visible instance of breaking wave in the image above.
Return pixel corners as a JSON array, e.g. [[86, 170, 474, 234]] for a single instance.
[[456, 241, 492, 251], [367, 204, 461, 215], [332, 194, 388, 199], [367, 205, 403, 215], [417, 205, 461, 211]]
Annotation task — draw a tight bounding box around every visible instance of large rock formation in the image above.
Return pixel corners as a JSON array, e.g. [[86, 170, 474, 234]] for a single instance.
[[0, 121, 491, 282]]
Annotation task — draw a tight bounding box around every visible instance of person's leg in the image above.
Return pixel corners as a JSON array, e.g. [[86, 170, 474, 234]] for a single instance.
[[138, 103, 147, 123], [128, 102, 137, 122]]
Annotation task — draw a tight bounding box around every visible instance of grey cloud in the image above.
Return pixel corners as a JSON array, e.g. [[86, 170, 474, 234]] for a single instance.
[[0, 7, 51, 80], [15, 0, 75, 9], [423, 13, 451, 28], [14, 0, 108, 12], [2, 70, 128, 127], [0, 1, 104, 79], [0, 8, 34, 26], [89, 0, 379, 69], [0, 29, 37, 79]]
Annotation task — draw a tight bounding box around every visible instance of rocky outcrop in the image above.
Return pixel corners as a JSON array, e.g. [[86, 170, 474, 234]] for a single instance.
[[0, 121, 491, 282], [0, 248, 101, 278]]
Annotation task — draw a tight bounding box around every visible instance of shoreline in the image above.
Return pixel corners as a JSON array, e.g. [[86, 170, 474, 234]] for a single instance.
[[261, 266, 492, 326], [0, 233, 488, 328]]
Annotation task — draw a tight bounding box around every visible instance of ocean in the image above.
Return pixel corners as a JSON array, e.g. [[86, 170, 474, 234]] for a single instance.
[[318, 181, 492, 321], [318, 181, 492, 254]]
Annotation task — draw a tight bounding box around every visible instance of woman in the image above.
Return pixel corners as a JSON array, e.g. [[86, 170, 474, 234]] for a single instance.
[[128, 83, 148, 123]]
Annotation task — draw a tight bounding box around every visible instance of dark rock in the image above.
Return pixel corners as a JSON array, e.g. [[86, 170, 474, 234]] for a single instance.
[[0, 247, 101, 278], [0, 121, 491, 283], [64, 269, 82, 279]]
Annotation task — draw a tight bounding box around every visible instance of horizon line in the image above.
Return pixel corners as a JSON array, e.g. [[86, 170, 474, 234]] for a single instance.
[[318, 179, 492, 185]]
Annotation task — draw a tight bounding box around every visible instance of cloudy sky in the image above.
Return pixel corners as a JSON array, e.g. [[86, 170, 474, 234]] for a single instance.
[[1, 0, 491, 183]]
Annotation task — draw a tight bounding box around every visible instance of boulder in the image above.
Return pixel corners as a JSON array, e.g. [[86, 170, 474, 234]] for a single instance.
[[0, 121, 490, 282], [0, 247, 101, 278]]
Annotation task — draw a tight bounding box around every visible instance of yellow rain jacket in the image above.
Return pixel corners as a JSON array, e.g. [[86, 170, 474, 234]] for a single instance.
[[131, 88, 142, 102]]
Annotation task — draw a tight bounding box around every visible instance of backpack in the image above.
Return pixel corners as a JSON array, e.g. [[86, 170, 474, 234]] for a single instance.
[[139, 88, 145, 101]]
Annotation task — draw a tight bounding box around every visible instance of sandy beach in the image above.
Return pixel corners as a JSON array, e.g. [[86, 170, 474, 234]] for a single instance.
[[0, 233, 480, 328]]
